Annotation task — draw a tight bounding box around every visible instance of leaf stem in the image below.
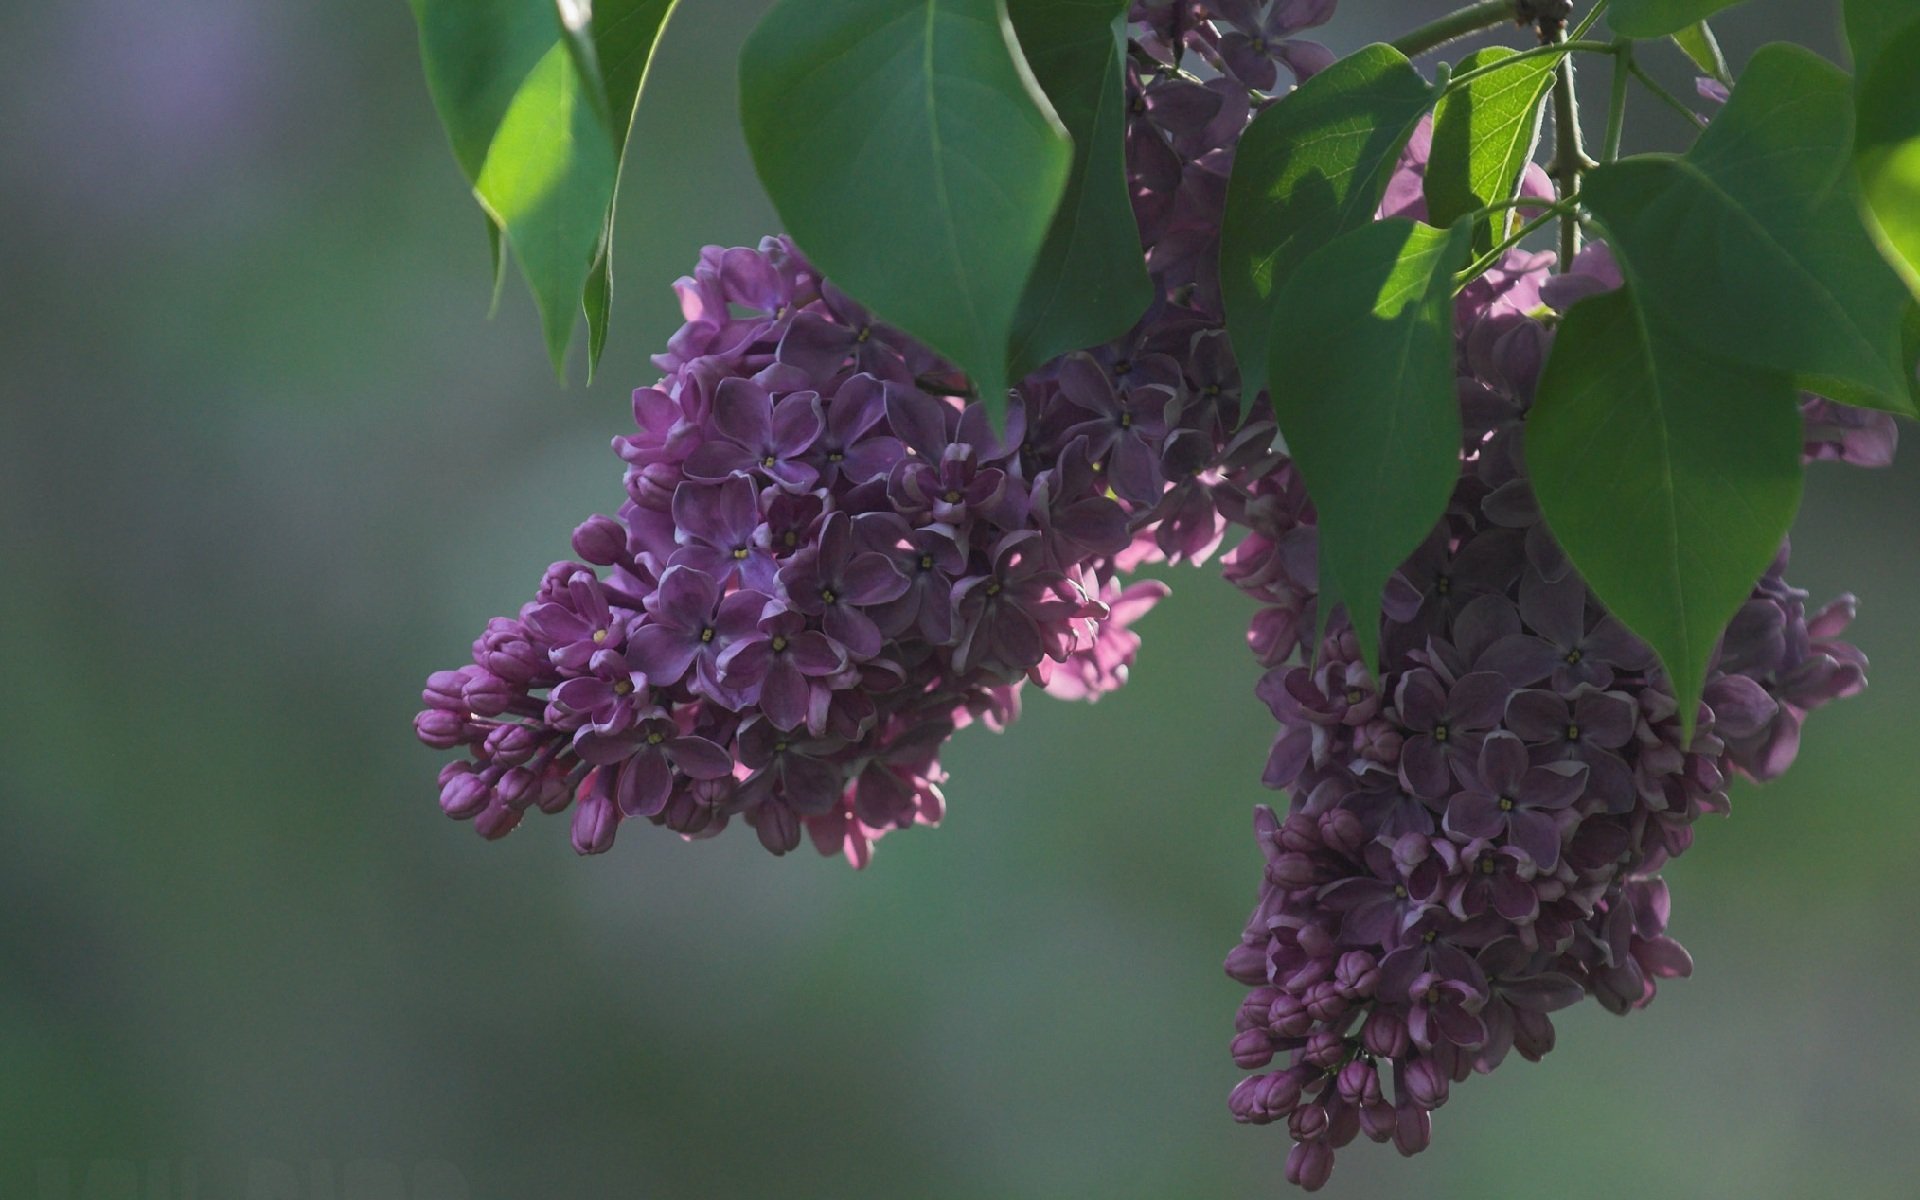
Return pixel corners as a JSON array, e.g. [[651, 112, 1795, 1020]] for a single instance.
[[1628, 59, 1704, 123], [1390, 0, 1519, 59], [1602, 40, 1632, 161], [1453, 197, 1578, 290], [1442, 39, 1618, 90], [1547, 25, 1595, 269]]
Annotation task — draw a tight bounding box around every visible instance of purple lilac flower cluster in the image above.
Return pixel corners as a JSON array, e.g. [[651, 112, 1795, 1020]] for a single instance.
[[415, 1, 1891, 1186], [410, 0, 1342, 865], [1216, 162, 1889, 1199]]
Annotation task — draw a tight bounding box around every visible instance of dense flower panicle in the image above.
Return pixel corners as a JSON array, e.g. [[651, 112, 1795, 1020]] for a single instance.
[[416, 1, 1891, 1185], [413, 0, 1331, 867]]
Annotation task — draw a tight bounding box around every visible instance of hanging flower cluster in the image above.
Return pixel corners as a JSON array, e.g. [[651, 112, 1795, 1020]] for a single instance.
[[413, 0, 1891, 1189]]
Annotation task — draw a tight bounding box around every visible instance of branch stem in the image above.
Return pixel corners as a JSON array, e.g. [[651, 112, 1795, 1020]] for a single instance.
[[1390, 0, 1519, 58], [1602, 40, 1632, 161], [1548, 26, 1594, 268]]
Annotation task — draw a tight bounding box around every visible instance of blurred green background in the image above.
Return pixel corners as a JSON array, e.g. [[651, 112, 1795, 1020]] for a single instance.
[[2, 1, 1915, 1196]]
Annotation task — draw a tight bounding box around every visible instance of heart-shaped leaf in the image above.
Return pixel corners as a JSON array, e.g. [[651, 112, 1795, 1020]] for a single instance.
[[1529, 287, 1804, 742], [741, 0, 1073, 427], [1581, 44, 1919, 415], [413, 0, 679, 379], [1847, 0, 1920, 301], [1610, 0, 1748, 39], [1264, 218, 1474, 671], [1005, 0, 1152, 380], [1220, 43, 1436, 388], [1424, 46, 1556, 254]]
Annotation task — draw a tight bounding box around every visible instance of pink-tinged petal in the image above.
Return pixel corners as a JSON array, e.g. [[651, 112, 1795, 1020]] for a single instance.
[[1573, 689, 1637, 747], [787, 630, 847, 676], [840, 553, 910, 605], [1580, 750, 1637, 813], [825, 605, 883, 659], [1503, 972, 1584, 1013], [524, 602, 591, 644], [648, 565, 718, 631], [627, 624, 698, 685], [1109, 434, 1165, 503], [667, 736, 734, 780], [1433, 1004, 1487, 1050], [1636, 935, 1694, 979], [713, 377, 773, 447], [759, 659, 810, 730], [681, 440, 757, 482], [1523, 761, 1587, 810], [1444, 791, 1505, 840], [717, 637, 773, 687], [1518, 570, 1586, 649], [1399, 737, 1452, 799], [839, 437, 903, 483], [1057, 353, 1118, 417], [715, 589, 773, 639], [616, 751, 673, 817], [770, 391, 825, 454], [550, 676, 611, 713], [884, 389, 951, 459], [1477, 634, 1559, 687], [780, 757, 844, 815], [1395, 671, 1449, 729], [1473, 731, 1529, 793], [1505, 810, 1561, 871], [776, 312, 855, 377], [1504, 689, 1567, 742], [1585, 616, 1655, 670], [1448, 671, 1511, 729]]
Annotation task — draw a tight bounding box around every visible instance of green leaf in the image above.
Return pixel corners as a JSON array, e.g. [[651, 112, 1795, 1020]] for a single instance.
[[1580, 44, 1919, 415], [579, 0, 681, 378], [1425, 46, 1556, 254], [1004, 0, 1153, 380], [740, 0, 1073, 426], [1848, 1, 1920, 302], [1610, 0, 1748, 40], [1672, 21, 1730, 85], [1264, 219, 1473, 672], [472, 41, 620, 377], [1529, 288, 1804, 742], [1220, 44, 1436, 388], [411, 0, 678, 379]]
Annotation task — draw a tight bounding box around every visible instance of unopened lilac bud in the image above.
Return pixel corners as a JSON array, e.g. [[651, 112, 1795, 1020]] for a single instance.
[[1400, 1056, 1449, 1109], [1334, 950, 1379, 998], [534, 767, 574, 814], [414, 708, 467, 750], [572, 514, 629, 566], [1362, 1008, 1410, 1059], [1225, 941, 1268, 985], [1392, 1103, 1432, 1157], [483, 722, 541, 766], [1288, 1102, 1331, 1143], [1238, 985, 1280, 1030], [1259, 1065, 1315, 1117], [461, 671, 513, 717], [494, 765, 537, 810], [473, 799, 522, 841], [1317, 809, 1365, 857], [1229, 1075, 1269, 1124], [752, 800, 802, 855], [570, 780, 620, 855], [439, 768, 491, 819], [1284, 1141, 1334, 1191], [1336, 1058, 1381, 1107], [1268, 851, 1319, 887], [1303, 1029, 1346, 1071], [1278, 812, 1321, 854], [1232, 1028, 1276, 1069], [422, 669, 468, 711], [1304, 980, 1348, 1023], [1358, 1099, 1396, 1143], [1513, 1008, 1556, 1061], [1808, 593, 1857, 637], [1268, 992, 1313, 1038]]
